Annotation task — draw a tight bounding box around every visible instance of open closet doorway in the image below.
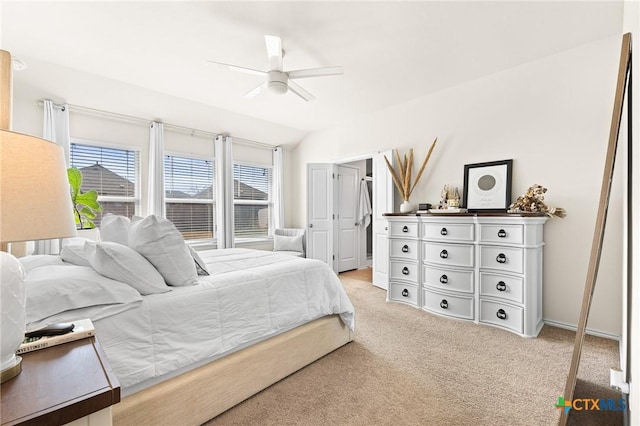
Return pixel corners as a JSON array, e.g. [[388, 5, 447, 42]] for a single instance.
[[307, 151, 393, 288]]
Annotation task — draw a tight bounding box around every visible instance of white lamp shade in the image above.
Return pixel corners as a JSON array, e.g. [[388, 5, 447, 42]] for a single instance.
[[0, 129, 77, 243]]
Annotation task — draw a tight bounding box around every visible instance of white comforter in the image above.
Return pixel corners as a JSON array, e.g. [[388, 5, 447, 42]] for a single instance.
[[93, 248, 355, 392]]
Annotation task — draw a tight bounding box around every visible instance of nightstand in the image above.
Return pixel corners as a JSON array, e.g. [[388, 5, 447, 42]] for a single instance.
[[1, 336, 120, 426]]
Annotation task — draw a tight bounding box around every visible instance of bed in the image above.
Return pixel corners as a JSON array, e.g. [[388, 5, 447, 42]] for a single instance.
[[21, 215, 355, 425]]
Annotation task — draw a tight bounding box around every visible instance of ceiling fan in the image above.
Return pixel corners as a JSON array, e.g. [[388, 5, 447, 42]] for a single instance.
[[208, 35, 343, 102]]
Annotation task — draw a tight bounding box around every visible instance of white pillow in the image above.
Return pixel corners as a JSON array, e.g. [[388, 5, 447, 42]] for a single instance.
[[274, 234, 304, 253], [100, 214, 131, 246], [128, 215, 198, 286], [19, 255, 66, 272], [60, 237, 92, 267], [85, 241, 170, 295], [188, 245, 210, 276], [25, 264, 142, 324]]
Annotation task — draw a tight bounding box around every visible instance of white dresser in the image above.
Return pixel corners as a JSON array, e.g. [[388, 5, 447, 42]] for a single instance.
[[385, 213, 547, 337]]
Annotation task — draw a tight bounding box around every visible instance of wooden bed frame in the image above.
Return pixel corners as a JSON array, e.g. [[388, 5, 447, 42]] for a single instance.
[[112, 315, 353, 425]]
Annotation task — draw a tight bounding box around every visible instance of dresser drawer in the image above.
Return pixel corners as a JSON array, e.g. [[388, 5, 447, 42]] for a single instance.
[[479, 224, 523, 245], [390, 260, 419, 283], [423, 265, 474, 294], [389, 221, 418, 238], [479, 246, 523, 274], [390, 239, 419, 260], [422, 223, 474, 242], [480, 272, 523, 304], [389, 282, 418, 306], [423, 242, 474, 268], [479, 300, 523, 334], [422, 289, 474, 320]]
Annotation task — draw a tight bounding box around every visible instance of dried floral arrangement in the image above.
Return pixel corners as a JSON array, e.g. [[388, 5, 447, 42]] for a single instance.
[[384, 138, 438, 202], [508, 184, 566, 218]]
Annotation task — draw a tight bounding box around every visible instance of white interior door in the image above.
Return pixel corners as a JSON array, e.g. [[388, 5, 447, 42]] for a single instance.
[[337, 165, 359, 272], [372, 150, 394, 289], [307, 163, 336, 270]]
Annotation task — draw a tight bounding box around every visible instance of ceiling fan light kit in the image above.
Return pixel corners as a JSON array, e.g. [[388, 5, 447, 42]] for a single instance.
[[209, 35, 342, 101], [267, 71, 288, 94]]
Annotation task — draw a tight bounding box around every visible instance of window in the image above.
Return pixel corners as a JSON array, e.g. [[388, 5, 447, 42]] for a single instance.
[[233, 163, 272, 239], [69, 142, 139, 228], [164, 154, 215, 240]]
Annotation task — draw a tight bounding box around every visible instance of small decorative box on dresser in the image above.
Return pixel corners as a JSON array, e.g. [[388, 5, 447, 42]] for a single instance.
[[384, 213, 547, 337]]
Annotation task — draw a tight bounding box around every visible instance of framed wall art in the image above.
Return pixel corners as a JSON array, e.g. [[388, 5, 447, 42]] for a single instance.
[[462, 159, 513, 212]]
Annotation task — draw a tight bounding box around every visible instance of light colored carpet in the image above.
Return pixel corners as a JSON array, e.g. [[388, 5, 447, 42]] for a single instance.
[[207, 275, 621, 425]]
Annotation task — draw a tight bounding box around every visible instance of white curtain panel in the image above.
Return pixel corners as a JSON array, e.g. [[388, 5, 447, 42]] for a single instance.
[[272, 146, 284, 230], [43, 100, 70, 164], [214, 135, 234, 248], [148, 122, 166, 217], [33, 100, 71, 255]]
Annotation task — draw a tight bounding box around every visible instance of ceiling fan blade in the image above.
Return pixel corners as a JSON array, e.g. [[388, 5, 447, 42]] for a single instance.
[[287, 66, 343, 80], [208, 61, 266, 76], [244, 82, 268, 98], [288, 81, 315, 102], [264, 35, 283, 71]]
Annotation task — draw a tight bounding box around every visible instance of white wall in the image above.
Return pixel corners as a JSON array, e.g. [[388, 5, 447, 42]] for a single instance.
[[292, 35, 624, 337]]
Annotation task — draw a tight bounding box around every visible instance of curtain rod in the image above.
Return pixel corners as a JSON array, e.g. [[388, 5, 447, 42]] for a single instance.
[[37, 101, 277, 150]]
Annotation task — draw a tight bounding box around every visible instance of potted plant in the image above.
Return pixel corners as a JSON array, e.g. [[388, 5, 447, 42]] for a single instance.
[[67, 167, 102, 237]]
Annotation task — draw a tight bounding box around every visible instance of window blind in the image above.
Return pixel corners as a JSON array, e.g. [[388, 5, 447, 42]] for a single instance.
[[233, 163, 272, 238], [164, 155, 215, 240], [69, 143, 139, 227]]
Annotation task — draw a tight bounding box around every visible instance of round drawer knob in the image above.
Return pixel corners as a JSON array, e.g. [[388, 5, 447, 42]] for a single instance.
[[440, 299, 448, 309], [497, 229, 507, 238], [496, 281, 507, 291], [402, 226, 409, 233], [402, 289, 409, 297], [496, 309, 507, 320], [402, 267, 410, 275], [439, 249, 448, 259], [439, 274, 448, 284], [440, 227, 448, 236], [496, 253, 507, 264], [401, 245, 409, 253]]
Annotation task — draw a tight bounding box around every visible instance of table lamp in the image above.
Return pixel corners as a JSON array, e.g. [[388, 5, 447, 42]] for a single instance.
[[0, 129, 77, 383]]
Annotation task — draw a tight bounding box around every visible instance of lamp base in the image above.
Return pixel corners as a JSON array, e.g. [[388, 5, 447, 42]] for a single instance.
[[1, 355, 22, 383]]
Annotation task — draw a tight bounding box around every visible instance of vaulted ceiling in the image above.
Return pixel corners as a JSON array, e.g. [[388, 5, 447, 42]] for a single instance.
[[1, 1, 624, 145]]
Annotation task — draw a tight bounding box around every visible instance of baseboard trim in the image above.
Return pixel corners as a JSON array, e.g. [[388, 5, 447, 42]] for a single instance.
[[543, 319, 621, 341]]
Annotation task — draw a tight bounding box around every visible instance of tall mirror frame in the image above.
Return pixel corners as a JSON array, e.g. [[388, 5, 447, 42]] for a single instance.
[[559, 32, 632, 426]]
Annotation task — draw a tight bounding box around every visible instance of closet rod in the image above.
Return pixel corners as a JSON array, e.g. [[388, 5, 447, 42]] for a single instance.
[[36, 101, 276, 149]]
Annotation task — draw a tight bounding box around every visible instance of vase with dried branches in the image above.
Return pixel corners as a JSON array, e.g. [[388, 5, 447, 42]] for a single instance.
[[384, 138, 438, 213]]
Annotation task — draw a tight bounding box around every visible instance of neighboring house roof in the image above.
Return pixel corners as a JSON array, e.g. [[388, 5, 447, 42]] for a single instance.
[[195, 181, 267, 201], [165, 189, 192, 199], [80, 164, 134, 197], [233, 180, 268, 200], [80, 164, 267, 200]]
